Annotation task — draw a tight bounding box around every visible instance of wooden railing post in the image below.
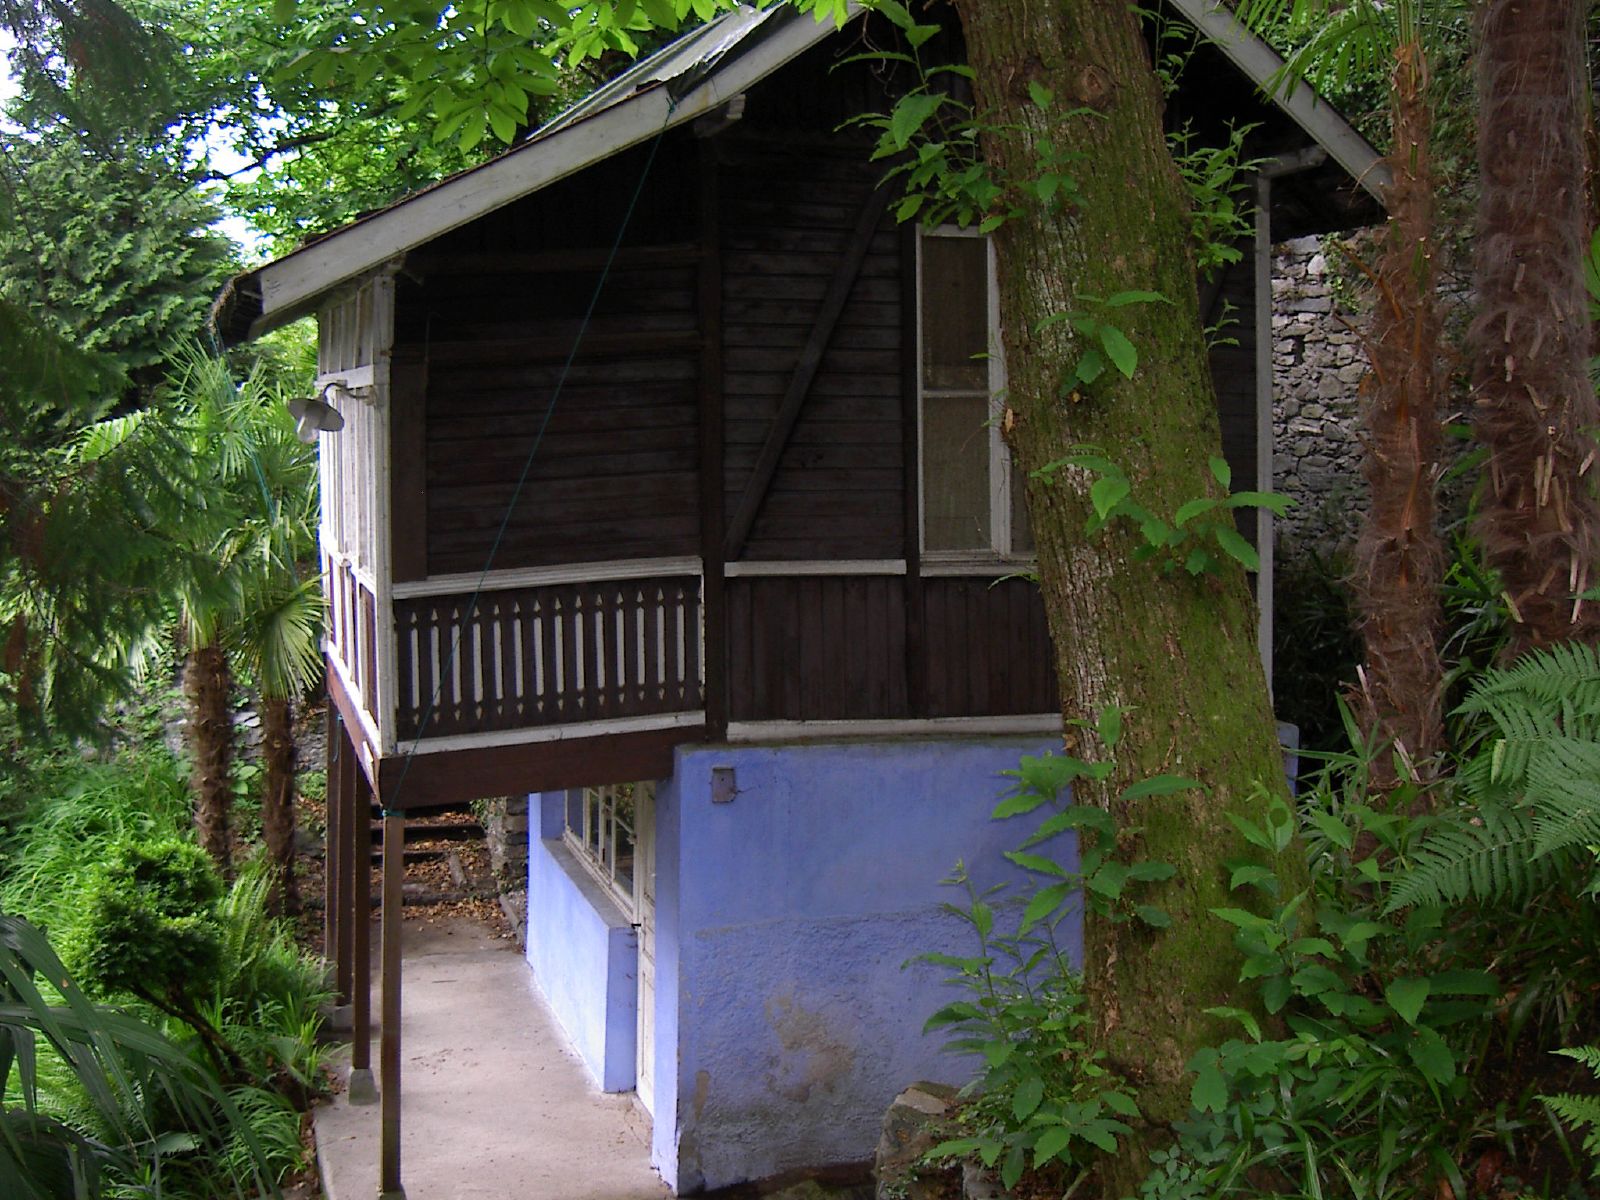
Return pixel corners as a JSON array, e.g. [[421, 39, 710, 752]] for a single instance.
[[379, 808, 406, 1199]]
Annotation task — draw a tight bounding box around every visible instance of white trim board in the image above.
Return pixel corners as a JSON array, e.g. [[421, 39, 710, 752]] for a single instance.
[[391, 556, 704, 599], [402, 710, 707, 755], [726, 715, 1062, 742], [724, 559, 906, 578]]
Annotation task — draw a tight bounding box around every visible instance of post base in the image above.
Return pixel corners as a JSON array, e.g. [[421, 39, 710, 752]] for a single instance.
[[347, 1067, 378, 1105]]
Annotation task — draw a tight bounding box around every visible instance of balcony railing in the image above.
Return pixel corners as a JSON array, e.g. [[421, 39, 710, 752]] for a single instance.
[[391, 563, 704, 742]]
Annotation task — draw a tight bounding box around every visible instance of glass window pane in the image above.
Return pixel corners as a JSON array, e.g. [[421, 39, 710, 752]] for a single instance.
[[921, 236, 988, 391], [1010, 460, 1035, 553], [924, 394, 991, 551]]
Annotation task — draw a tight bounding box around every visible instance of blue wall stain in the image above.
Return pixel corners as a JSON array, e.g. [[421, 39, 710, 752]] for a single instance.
[[649, 737, 1071, 1192], [525, 790, 639, 1093]]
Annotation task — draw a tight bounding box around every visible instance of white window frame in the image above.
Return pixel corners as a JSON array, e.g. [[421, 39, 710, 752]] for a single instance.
[[915, 226, 1032, 564], [563, 782, 651, 921]]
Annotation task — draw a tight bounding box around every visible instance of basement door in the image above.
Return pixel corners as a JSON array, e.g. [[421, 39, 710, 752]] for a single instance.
[[634, 783, 657, 1115]]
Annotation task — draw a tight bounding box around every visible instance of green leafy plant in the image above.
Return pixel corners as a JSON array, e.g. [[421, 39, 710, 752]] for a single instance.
[[1542, 1045, 1600, 1177], [1161, 792, 1498, 1200], [1033, 450, 1291, 577], [0, 914, 279, 1200], [1387, 642, 1600, 911], [916, 866, 1138, 1193]]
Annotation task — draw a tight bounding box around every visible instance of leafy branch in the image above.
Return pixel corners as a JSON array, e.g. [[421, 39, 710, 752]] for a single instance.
[[1034, 451, 1292, 576]]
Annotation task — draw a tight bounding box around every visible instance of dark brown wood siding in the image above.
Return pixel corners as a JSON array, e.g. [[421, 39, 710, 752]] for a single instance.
[[921, 577, 1057, 718], [726, 574, 909, 720], [392, 138, 706, 576], [718, 138, 906, 562]]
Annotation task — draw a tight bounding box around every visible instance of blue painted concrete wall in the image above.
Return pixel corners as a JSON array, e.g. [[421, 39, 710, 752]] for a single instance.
[[648, 738, 1071, 1193], [525, 790, 638, 1093]]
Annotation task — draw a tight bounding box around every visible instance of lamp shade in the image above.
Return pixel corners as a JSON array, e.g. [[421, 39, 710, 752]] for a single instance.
[[286, 393, 345, 444]]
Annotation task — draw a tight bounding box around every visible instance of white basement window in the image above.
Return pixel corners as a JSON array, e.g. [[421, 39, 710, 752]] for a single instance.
[[917, 227, 1033, 558], [564, 782, 651, 920]]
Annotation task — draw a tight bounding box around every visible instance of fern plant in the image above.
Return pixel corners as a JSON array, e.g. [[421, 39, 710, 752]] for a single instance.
[[1387, 643, 1600, 911], [1542, 1045, 1600, 1177]]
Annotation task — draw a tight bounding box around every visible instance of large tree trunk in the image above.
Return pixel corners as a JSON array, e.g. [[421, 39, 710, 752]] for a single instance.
[[185, 643, 233, 875], [1471, 0, 1600, 655], [953, 3, 1303, 1193], [260, 694, 300, 915], [1352, 25, 1445, 788]]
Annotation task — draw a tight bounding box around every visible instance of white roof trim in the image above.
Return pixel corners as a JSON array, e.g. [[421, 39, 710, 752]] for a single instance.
[[240, 0, 1383, 340], [1165, 0, 1390, 200]]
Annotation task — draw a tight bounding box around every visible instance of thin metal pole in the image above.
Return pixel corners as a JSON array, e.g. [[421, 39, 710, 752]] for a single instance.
[[348, 766, 377, 1104], [379, 808, 405, 1199]]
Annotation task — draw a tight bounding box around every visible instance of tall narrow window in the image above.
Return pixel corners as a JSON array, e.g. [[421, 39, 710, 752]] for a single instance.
[[917, 228, 1032, 557]]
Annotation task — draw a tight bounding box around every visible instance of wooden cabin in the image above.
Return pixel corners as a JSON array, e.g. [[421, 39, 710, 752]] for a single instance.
[[219, 4, 1382, 1192]]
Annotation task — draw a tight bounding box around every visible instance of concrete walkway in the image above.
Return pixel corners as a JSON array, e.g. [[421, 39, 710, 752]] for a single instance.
[[314, 917, 670, 1200]]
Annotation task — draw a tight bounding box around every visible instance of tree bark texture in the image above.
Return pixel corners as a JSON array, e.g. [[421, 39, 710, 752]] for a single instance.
[[1353, 30, 1446, 788], [185, 643, 234, 875], [953, 4, 1304, 1193], [1471, 0, 1600, 655], [261, 694, 300, 915]]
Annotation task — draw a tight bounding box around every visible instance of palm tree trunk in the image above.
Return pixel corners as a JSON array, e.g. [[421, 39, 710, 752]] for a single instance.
[[1352, 19, 1445, 790], [184, 643, 233, 875], [260, 695, 300, 915], [1471, 0, 1600, 654]]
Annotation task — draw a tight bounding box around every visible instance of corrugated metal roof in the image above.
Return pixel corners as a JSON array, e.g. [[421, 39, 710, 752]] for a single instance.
[[537, 5, 780, 137]]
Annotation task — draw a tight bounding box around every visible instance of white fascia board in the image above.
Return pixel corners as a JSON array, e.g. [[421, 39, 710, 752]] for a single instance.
[[1164, 0, 1390, 203], [248, 8, 854, 336]]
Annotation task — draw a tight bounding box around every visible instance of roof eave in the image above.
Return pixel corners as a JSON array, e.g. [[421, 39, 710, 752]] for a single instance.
[[225, 5, 854, 343]]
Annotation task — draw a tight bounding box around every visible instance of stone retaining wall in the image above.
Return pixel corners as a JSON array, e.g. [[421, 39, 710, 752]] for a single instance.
[[1270, 234, 1367, 553]]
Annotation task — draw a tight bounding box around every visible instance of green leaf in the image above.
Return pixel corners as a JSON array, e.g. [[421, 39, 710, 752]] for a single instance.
[[992, 790, 1048, 819], [1033, 1124, 1073, 1165], [1213, 525, 1259, 570], [1211, 906, 1270, 932], [1104, 289, 1169, 307], [1261, 973, 1292, 1013], [1407, 1026, 1457, 1086], [1191, 1061, 1227, 1112], [1121, 774, 1203, 800], [1209, 456, 1232, 488], [1125, 862, 1176, 882], [1099, 324, 1138, 377], [1229, 864, 1278, 892], [1385, 977, 1430, 1026], [1097, 706, 1123, 747], [1072, 349, 1106, 386], [1090, 475, 1130, 519], [926, 1137, 986, 1160], [1102, 1089, 1141, 1118], [1012, 1074, 1044, 1121], [1134, 904, 1172, 928], [1004, 851, 1070, 877], [1020, 883, 1074, 932], [1027, 81, 1054, 108], [1002, 1141, 1027, 1190], [889, 93, 942, 148], [1173, 497, 1219, 527], [1087, 862, 1130, 899], [1306, 808, 1353, 850]]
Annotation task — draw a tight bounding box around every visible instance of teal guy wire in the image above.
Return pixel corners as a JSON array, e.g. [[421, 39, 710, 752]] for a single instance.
[[386, 103, 679, 811]]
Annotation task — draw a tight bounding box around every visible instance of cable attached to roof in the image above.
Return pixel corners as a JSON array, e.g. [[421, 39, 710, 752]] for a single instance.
[[384, 101, 680, 812]]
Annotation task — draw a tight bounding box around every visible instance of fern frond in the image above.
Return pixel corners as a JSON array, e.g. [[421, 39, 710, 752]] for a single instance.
[[1542, 1046, 1600, 1177], [1386, 803, 1561, 910]]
